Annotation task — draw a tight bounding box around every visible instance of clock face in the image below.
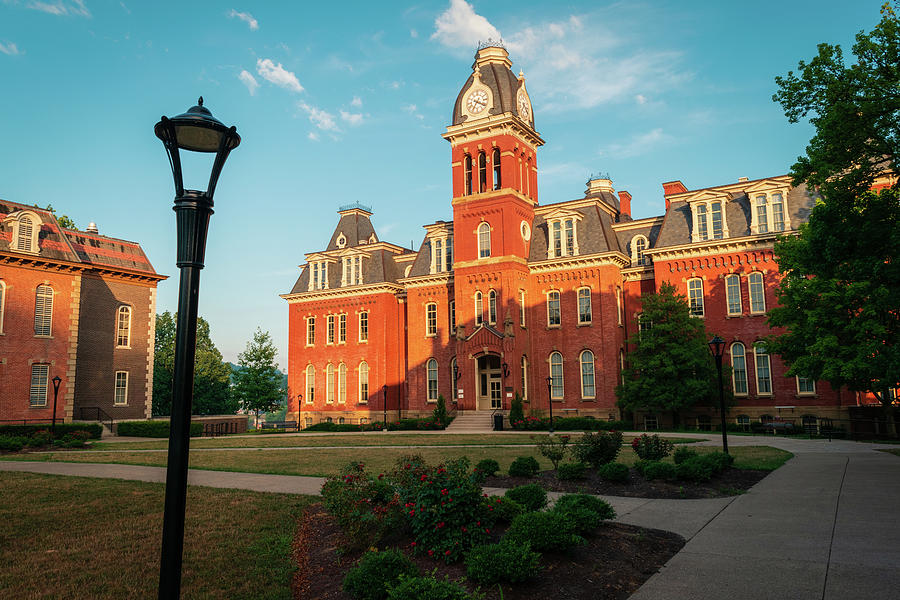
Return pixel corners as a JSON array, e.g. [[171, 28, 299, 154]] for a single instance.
[[517, 91, 530, 121], [467, 89, 489, 114], [520, 221, 531, 241]]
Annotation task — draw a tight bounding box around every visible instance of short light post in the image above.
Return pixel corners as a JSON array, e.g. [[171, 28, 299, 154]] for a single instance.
[[296, 394, 302, 430], [545, 375, 554, 434], [51, 376, 62, 434], [154, 97, 240, 600], [708, 335, 729, 455]]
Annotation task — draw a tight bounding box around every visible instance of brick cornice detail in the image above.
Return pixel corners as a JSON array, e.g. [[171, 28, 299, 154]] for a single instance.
[[281, 283, 404, 303]]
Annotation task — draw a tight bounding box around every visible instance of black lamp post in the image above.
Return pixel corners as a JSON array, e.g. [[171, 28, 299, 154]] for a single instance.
[[382, 384, 388, 426], [708, 335, 729, 455], [545, 375, 554, 434], [154, 97, 240, 600], [50, 376, 62, 434], [296, 394, 302, 430]]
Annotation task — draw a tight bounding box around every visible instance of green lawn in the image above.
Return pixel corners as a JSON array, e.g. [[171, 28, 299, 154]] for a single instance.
[[880, 448, 900, 458], [0, 472, 313, 599]]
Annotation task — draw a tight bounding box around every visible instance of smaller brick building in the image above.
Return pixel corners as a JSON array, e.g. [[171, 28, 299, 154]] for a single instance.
[[0, 200, 165, 424]]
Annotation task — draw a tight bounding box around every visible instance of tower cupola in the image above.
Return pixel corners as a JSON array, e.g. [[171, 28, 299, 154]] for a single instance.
[[451, 42, 534, 129]]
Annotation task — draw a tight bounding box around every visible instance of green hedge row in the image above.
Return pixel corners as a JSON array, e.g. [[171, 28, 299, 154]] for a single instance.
[[116, 420, 203, 438], [511, 416, 632, 431], [0, 423, 103, 439]]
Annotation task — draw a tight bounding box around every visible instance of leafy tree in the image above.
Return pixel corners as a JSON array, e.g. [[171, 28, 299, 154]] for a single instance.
[[36, 203, 76, 230], [232, 328, 286, 426], [770, 2, 900, 424], [509, 392, 525, 425], [152, 311, 237, 416], [616, 283, 728, 424]]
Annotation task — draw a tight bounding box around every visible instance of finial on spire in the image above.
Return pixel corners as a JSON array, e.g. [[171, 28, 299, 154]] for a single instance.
[[198, 96, 204, 106]]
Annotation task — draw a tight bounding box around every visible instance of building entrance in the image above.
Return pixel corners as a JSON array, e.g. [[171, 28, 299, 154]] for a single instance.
[[477, 355, 502, 410]]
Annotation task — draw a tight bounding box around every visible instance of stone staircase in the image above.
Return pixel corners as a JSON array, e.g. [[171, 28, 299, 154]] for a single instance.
[[444, 411, 496, 433]]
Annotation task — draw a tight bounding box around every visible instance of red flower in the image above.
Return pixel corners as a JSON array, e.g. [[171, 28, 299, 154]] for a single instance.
[[410, 542, 416, 547], [445, 550, 451, 556], [428, 550, 434, 557]]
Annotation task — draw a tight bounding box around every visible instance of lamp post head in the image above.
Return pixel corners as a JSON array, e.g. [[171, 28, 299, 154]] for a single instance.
[[708, 335, 726, 358], [52, 375, 62, 392], [546, 375, 552, 387]]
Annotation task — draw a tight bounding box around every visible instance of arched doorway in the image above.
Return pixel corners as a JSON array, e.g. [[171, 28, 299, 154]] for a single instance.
[[477, 355, 502, 410]]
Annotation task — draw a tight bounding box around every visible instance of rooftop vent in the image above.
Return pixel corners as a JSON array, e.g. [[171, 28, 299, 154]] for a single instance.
[[738, 176, 749, 182], [85, 222, 99, 234]]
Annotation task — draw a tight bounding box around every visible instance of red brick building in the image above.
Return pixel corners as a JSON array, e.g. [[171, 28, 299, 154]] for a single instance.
[[283, 44, 863, 430], [0, 200, 165, 424]]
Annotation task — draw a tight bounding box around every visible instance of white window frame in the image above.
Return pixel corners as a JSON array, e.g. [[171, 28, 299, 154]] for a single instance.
[[429, 235, 452, 274], [34, 284, 53, 337], [305, 365, 315, 403], [488, 290, 497, 325], [725, 274, 742, 316], [579, 350, 595, 399], [358, 361, 369, 404], [690, 199, 728, 242], [338, 313, 347, 343], [13, 214, 39, 254], [308, 261, 330, 291], [477, 222, 491, 258], [797, 376, 816, 396], [549, 352, 564, 400], [731, 342, 748, 396], [30, 364, 49, 407], [425, 302, 438, 336], [0, 280, 6, 334], [326, 363, 335, 404], [546, 217, 581, 258], [748, 272, 766, 314], [114, 371, 128, 405], [449, 300, 456, 333], [751, 190, 791, 234], [326, 314, 335, 345], [519, 290, 526, 327], [116, 305, 132, 348], [475, 291, 483, 325], [426, 358, 439, 402], [547, 290, 561, 327], [338, 363, 347, 404], [687, 278, 704, 317], [577, 287, 592, 325], [631, 235, 650, 266], [616, 287, 623, 326], [521, 354, 528, 401], [306, 317, 316, 346], [451, 357, 459, 402], [754, 344, 772, 396], [358, 312, 368, 342]]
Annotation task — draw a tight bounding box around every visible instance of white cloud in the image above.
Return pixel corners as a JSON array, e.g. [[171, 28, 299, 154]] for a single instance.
[[0, 41, 22, 55], [403, 104, 425, 120], [26, 0, 90, 17], [256, 58, 304, 93], [431, 0, 500, 48], [308, 132, 320, 141], [635, 94, 647, 105], [350, 96, 362, 107], [600, 128, 672, 158], [227, 9, 258, 30], [298, 101, 339, 132], [340, 111, 364, 126], [389, 81, 402, 90], [410, 28, 419, 38], [238, 70, 258, 95]]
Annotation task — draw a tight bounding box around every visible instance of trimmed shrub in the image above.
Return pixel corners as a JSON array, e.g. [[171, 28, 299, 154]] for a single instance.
[[673, 446, 699, 465], [556, 462, 587, 480], [474, 459, 499, 478], [631, 434, 674, 461], [508, 455, 540, 477], [552, 493, 616, 533], [702, 451, 735, 472], [303, 422, 361, 432], [343, 549, 419, 600], [465, 539, 541, 584], [52, 430, 92, 448], [387, 575, 480, 600], [535, 434, 571, 469], [321, 462, 404, 550], [675, 456, 714, 482], [0, 423, 103, 439], [506, 511, 584, 553], [571, 430, 623, 468], [25, 430, 53, 447], [486, 497, 524, 523], [640, 461, 677, 481], [504, 484, 547, 512], [116, 420, 203, 438], [388, 418, 445, 431], [509, 392, 525, 425], [0, 436, 27, 452], [597, 462, 630, 483], [432, 396, 449, 427]]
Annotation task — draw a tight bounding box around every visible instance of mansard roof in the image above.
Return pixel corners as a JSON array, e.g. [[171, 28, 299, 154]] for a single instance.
[[452, 45, 531, 127], [529, 198, 623, 261], [325, 205, 378, 251], [612, 217, 664, 256], [406, 221, 453, 279]]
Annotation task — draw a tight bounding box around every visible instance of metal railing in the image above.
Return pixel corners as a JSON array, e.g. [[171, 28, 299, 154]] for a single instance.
[[77, 406, 114, 432]]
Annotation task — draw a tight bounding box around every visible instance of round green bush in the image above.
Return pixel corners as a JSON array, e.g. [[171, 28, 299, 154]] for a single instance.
[[485, 496, 524, 523], [508, 455, 540, 477], [675, 457, 714, 482], [506, 510, 584, 553], [596, 462, 629, 482], [464, 539, 541, 584], [474, 458, 500, 477], [673, 446, 698, 465], [0, 435, 27, 452], [552, 494, 615, 533], [701, 451, 735, 472], [387, 575, 477, 600], [504, 484, 547, 512], [557, 462, 587, 480], [640, 461, 677, 481], [343, 549, 419, 600]]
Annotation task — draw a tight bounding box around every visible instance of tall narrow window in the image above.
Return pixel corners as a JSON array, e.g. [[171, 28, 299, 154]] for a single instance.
[[312, 263, 319, 290], [478, 151, 487, 193], [564, 219, 575, 255], [488, 290, 497, 325], [338, 363, 347, 403], [426, 303, 437, 336], [327, 315, 335, 344], [34, 284, 53, 336], [547, 291, 561, 326], [520, 355, 528, 401], [771, 193, 785, 232], [633, 236, 648, 266], [449, 300, 456, 332], [687, 279, 704, 317], [725, 274, 742, 315], [797, 376, 816, 395], [114, 371, 128, 405], [427, 358, 439, 401], [434, 239, 443, 272], [696, 204, 708, 240], [492, 148, 501, 190], [464, 154, 472, 195], [0, 281, 5, 334], [306, 365, 315, 403], [756, 196, 769, 234], [30, 364, 50, 407], [577, 288, 592, 324], [451, 357, 459, 401], [306, 317, 316, 345], [519, 290, 526, 327], [445, 237, 453, 270], [580, 350, 595, 398], [475, 292, 483, 325], [17, 216, 34, 252], [748, 272, 766, 314], [478, 222, 491, 258], [326, 364, 335, 403], [116, 306, 132, 347], [550, 352, 564, 399], [731, 343, 748, 395], [638, 313, 652, 336], [339, 314, 347, 342], [358, 312, 368, 342], [616, 287, 623, 326], [358, 361, 369, 403], [755, 344, 771, 395], [711, 201, 723, 239], [552, 221, 562, 257]]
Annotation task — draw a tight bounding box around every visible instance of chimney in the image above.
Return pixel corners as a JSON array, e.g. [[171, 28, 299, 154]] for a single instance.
[[618, 191, 632, 218], [86, 222, 99, 234], [661, 180, 688, 211]]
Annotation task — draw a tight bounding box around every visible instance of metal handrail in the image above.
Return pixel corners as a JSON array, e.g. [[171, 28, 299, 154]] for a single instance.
[[77, 406, 114, 432]]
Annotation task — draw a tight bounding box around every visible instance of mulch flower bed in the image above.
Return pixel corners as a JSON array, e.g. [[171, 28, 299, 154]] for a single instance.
[[483, 467, 771, 499], [292, 503, 684, 600]]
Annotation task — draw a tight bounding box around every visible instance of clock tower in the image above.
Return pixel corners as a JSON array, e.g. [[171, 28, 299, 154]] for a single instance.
[[443, 43, 544, 411]]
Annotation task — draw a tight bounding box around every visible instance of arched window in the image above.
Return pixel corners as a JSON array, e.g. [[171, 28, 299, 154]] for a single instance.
[[748, 272, 766, 314], [451, 357, 459, 402], [474, 291, 483, 325], [577, 288, 591, 324], [427, 358, 439, 401], [425, 302, 437, 336], [338, 363, 347, 404], [754, 343, 771, 395], [631, 235, 650, 266], [731, 343, 748, 395], [17, 215, 35, 252], [520, 355, 528, 401], [547, 291, 560, 326], [34, 284, 53, 336], [326, 364, 335, 404], [725, 274, 742, 315], [580, 350, 595, 398], [478, 222, 491, 258], [687, 278, 704, 317], [116, 305, 132, 347], [492, 147, 501, 189], [478, 151, 487, 193], [305, 365, 315, 403], [549, 352, 564, 399], [488, 290, 497, 325], [464, 154, 473, 195], [358, 361, 369, 403], [0, 280, 6, 334]]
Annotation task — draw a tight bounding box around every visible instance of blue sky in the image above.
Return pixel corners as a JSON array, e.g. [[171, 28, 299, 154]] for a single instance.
[[0, 0, 883, 366]]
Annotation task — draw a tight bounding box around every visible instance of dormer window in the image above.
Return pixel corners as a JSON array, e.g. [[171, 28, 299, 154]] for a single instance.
[[429, 235, 454, 274], [341, 256, 363, 286], [308, 261, 329, 291], [7, 212, 41, 254], [631, 235, 651, 266], [752, 192, 788, 234], [546, 216, 579, 258], [368, 233, 377, 243], [336, 233, 347, 248], [691, 200, 727, 242]]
